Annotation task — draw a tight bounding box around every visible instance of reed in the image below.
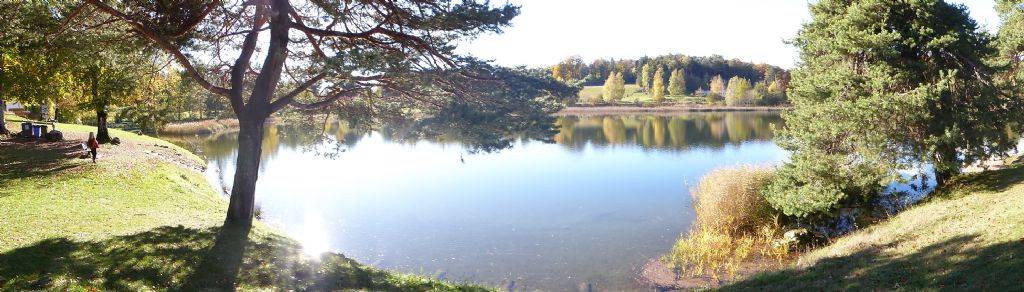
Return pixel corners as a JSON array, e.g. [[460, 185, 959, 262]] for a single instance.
[[665, 165, 789, 280], [159, 119, 239, 136]]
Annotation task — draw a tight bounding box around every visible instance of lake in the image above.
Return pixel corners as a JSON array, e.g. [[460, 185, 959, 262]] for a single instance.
[[166, 111, 788, 291]]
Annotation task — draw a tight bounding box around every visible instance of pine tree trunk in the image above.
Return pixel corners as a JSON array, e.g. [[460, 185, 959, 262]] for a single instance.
[[225, 117, 266, 227], [933, 146, 959, 188], [935, 170, 950, 189], [96, 108, 111, 143]]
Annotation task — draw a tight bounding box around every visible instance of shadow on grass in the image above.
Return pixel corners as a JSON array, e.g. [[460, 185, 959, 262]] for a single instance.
[[721, 234, 1024, 291], [0, 224, 488, 291], [0, 137, 87, 182], [928, 163, 1024, 202]]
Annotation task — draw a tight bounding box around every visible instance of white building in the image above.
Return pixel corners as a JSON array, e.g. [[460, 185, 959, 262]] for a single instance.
[[4, 101, 24, 111]]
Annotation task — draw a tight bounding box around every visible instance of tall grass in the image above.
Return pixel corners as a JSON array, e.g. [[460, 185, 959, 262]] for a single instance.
[[159, 119, 239, 136], [666, 166, 789, 280]]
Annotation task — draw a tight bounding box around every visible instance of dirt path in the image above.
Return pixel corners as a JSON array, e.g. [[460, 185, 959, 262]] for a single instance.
[[1, 131, 205, 173]]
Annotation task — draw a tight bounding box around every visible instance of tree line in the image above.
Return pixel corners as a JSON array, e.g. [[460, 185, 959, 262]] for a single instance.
[[551, 54, 791, 96], [556, 54, 790, 105]]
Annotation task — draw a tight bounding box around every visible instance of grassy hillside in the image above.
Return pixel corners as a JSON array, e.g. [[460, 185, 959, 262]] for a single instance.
[[723, 160, 1024, 290], [0, 116, 491, 291]]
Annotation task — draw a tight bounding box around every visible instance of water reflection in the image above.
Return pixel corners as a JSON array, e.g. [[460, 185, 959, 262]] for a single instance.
[[162, 111, 787, 291], [554, 112, 781, 150]]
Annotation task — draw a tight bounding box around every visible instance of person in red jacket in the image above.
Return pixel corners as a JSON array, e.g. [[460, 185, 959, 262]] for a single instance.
[[87, 132, 99, 163]]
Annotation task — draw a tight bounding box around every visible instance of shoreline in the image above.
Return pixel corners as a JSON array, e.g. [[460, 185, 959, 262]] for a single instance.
[[556, 105, 790, 115]]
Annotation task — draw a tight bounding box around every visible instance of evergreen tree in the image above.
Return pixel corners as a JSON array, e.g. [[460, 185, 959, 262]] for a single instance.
[[651, 67, 666, 102], [668, 69, 686, 96], [765, 0, 1019, 218]]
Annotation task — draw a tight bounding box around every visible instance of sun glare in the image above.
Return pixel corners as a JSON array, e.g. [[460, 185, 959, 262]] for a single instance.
[[296, 215, 331, 259]]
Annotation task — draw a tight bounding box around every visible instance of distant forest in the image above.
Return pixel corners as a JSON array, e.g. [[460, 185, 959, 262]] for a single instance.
[[548, 54, 790, 94]]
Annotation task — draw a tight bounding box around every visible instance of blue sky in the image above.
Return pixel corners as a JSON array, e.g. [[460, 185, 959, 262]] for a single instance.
[[458, 0, 1000, 69]]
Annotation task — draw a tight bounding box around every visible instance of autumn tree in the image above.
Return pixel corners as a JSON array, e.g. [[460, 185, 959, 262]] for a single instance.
[[551, 55, 586, 82], [724, 76, 752, 106], [708, 74, 725, 97], [0, 2, 73, 134], [75, 0, 573, 227], [602, 72, 625, 103], [668, 69, 686, 96], [638, 63, 652, 90], [651, 67, 666, 102]]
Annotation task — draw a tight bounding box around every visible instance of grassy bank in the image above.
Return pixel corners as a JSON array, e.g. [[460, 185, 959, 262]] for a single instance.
[[0, 116, 491, 291], [722, 161, 1024, 290]]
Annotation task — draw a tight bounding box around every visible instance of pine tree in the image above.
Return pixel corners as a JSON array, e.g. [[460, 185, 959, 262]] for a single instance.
[[765, 0, 1019, 218], [668, 69, 686, 96], [651, 67, 666, 102]]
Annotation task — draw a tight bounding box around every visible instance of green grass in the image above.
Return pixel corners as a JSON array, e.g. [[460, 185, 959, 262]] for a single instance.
[[722, 161, 1024, 291], [0, 117, 494, 291], [577, 85, 704, 105]]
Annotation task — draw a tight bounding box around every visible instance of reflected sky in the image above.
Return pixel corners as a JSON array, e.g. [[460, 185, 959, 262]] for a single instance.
[[165, 111, 788, 291]]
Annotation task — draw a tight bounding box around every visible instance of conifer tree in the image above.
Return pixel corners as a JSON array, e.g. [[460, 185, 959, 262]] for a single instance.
[[765, 0, 1019, 218]]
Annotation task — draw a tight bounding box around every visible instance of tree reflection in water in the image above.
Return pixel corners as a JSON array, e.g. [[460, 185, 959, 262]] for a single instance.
[[554, 112, 783, 150]]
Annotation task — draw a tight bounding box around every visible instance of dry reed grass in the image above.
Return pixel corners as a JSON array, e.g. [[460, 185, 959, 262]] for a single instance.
[[159, 119, 239, 136], [666, 165, 790, 281]]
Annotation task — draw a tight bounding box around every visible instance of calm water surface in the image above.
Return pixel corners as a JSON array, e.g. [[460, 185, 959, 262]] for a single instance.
[[167, 112, 787, 291]]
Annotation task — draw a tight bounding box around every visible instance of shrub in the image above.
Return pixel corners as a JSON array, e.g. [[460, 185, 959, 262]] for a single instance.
[[665, 165, 789, 280], [705, 93, 723, 106]]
